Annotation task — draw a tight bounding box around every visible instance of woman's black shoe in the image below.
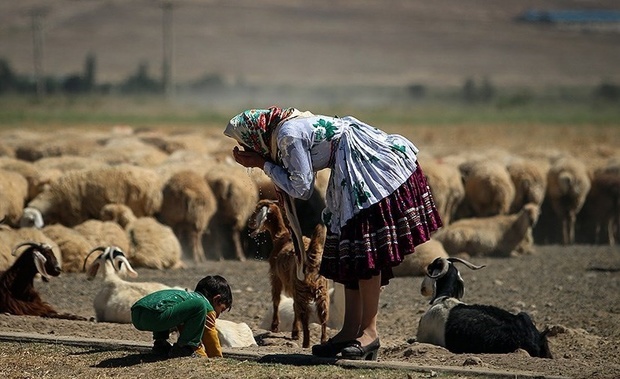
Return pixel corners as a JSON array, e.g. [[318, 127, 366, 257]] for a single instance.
[[311, 338, 355, 357], [340, 338, 380, 361]]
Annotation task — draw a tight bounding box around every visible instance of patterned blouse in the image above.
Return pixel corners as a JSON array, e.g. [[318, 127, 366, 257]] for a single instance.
[[264, 115, 419, 234]]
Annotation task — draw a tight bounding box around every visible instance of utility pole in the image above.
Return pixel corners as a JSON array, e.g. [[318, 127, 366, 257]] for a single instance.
[[31, 7, 47, 99], [161, 0, 174, 99]]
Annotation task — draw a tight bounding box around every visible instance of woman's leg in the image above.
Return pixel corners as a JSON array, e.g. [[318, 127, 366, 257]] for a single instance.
[[330, 287, 362, 342], [356, 273, 381, 346]]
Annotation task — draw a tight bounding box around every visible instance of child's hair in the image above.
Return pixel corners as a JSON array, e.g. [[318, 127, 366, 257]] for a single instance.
[[195, 275, 233, 311]]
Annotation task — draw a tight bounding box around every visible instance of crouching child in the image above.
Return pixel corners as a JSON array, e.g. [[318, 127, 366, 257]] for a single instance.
[[131, 275, 233, 358]]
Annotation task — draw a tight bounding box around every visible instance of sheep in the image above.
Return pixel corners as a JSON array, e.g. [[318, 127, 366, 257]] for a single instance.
[[455, 160, 515, 220], [216, 319, 258, 348], [83, 245, 175, 323], [416, 257, 552, 358], [433, 203, 540, 257], [507, 158, 548, 213], [0, 156, 55, 202], [247, 199, 329, 348], [204, 163, 259, 261], [576, 169, 620, 245], [83, 245, 256, 347], [0, 241, 86, 320], [88, 136, 169, 167], [42, 224, 93, 273], [392, 238, 449, 277], [0, 169, 29, 227], [158, 170, 217, 263], [22, 164, 163, 227], [100, 203, 184, 270], [15, 133, 99, 162], [74, 219, 131, 255], [0, 141, 15, 157], [33, 155, 109, 173], [546, 156, 591, 245], [420, 159, 465, 225], [506, 158, 548, 254]]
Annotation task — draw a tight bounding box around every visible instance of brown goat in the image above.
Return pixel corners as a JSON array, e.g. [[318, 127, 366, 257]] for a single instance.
[[0, 241, 86, 320], [248, 199, 329, 348]]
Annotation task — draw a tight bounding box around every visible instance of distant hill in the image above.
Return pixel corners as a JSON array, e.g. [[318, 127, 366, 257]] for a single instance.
[[1, 0, 619, 90]]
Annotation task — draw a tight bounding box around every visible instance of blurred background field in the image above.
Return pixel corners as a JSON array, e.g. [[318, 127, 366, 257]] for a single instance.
[[0, 0, 618, 129]]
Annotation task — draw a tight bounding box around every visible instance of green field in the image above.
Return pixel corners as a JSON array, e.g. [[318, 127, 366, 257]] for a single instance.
[[1, 92, 619, 130]]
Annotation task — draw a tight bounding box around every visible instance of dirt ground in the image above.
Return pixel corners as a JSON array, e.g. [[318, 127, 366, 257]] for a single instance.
[[0, 243, 619, 378]]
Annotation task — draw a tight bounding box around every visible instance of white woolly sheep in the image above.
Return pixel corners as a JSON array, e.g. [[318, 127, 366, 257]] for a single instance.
[[33, 155, 109, 173], [546, 156, 591, 245], [417, 257, 552, 358], [506, 158, 548, 254], [22, 164, 163, 227], [42, 224, 93, 273], [205, 163, 259, 261], [507, 158, 548, 213], [248, 199, 329, 348], [89, 136, 169, 167], [0, 169, 29, 227], [419, 159, 464, 225], [433, 203, 540, 257], [456, 160, 515, 220], [158, 170, 217, 264], [100, 203, 184, 270], [392, 238, 449, 277], [15, 132, 99, 162], [0, 156, 52, 202], [216, 319, 257, 348], [576, 168, 620, 245], [74, 219, 131, 255]]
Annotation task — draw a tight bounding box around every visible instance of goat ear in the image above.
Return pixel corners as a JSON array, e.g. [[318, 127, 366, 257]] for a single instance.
[[33, 250, 51, 281]]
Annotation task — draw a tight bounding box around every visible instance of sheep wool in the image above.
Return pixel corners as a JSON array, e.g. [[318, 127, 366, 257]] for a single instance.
[[434, 203, 540, 257], [25, 164, 163, 227]]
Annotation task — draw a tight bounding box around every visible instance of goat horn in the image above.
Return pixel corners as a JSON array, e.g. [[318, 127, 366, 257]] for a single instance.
[[447, 257, 486, 270], [82, 246, 108, 272], [12, 241, 40, 256], [427, 257, 450, 279]]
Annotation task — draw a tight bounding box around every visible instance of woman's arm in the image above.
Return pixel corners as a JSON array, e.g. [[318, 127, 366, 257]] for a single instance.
[[264, 135, 315, 200], [231, 136, 315, 200]]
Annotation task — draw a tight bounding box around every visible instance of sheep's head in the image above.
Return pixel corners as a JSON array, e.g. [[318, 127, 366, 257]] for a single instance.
[[83, 245, 138, 280], [20, 207, 44, 229], [421, 257, 486, 303], [12, 241, 60, 281]]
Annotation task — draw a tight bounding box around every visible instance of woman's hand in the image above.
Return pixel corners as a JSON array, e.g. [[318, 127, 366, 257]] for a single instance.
[[232, 146, 267, 169]]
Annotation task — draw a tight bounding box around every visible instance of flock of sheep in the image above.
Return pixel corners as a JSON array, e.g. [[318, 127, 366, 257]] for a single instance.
[[0, 124, 618, 355]]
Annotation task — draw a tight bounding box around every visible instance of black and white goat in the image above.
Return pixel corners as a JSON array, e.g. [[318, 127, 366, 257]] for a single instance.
[[0, 241, 86, 320], [416, 257, 552, 358]]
